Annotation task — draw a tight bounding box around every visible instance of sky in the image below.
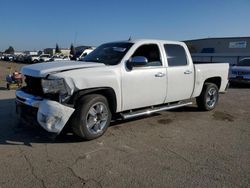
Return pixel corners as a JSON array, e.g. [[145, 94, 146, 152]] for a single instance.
[[0, 0, 249, 51]]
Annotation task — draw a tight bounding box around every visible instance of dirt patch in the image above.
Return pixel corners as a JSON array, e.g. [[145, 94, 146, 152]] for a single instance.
[[213, 111, 234, 122], [112, 125, 121, 130], [157, 118, 173, 125]]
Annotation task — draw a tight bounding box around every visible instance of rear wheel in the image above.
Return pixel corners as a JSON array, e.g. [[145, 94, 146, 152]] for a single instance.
[[196, 83, 219, 111], [72, 94, 111, 140]]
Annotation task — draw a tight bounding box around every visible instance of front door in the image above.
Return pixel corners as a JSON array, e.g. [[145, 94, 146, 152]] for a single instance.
[[121, 44, 167, 111]]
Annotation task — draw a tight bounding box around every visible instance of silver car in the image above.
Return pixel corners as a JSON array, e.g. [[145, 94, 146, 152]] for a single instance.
[[230, 58, 250, 84]]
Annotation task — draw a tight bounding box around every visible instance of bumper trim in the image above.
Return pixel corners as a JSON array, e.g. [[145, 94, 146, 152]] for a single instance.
[[16, 89, 43, 108], [229, 78, 250, 84], [16, 89, 75, 134]]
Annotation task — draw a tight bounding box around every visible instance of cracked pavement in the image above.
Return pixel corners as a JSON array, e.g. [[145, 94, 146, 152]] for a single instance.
[[0, 86, 250, 187]]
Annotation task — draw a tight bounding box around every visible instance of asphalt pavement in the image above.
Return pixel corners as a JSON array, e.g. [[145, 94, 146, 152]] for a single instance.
[[0, 88, 249, 188]]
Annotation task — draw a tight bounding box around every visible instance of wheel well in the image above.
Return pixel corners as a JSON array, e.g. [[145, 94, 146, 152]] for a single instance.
[[204, 77, 221, 90], [71, 87, 117, 114]]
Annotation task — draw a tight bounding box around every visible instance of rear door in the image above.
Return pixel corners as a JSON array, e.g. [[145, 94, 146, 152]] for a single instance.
[[164, 44, 194, 102]]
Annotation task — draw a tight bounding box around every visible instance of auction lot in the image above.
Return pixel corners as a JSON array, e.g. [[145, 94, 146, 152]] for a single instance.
[[0, 61, 249, 188]]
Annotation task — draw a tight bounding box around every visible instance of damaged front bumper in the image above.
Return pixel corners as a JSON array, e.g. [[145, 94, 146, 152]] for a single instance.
[[16, 89, 75, 134]]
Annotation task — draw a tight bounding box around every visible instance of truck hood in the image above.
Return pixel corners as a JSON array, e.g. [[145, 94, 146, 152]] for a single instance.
[[21, 61, 105, 77]]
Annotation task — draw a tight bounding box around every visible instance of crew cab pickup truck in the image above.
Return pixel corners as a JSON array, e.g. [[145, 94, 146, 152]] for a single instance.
[[16, 39, 229, 140]]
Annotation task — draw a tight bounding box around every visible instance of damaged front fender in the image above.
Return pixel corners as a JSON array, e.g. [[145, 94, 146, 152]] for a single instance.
[[37, 100, 75, 134]]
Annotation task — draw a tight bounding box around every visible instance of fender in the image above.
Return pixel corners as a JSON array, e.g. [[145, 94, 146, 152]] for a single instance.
[[69, 87, 117, 113]]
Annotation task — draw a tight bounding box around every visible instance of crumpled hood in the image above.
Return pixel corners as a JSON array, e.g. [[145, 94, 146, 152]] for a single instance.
[[21, 60, 105, 77], [231, 66, 250, 73]]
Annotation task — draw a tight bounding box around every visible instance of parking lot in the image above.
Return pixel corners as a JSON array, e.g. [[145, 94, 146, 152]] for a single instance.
[[0, 61, 249, 188]]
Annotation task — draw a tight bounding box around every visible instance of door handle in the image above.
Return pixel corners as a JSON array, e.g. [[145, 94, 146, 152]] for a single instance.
[[184, 70, 192, 74], [155, 72, 165, 77]]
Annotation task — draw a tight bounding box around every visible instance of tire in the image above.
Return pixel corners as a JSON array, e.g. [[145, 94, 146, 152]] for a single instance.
[[71, 94, 111, 140], [33, 60, 38, 63], [196, 83, 219, 111]]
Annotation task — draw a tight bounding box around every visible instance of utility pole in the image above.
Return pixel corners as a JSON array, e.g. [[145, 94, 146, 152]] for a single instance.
[[74, 32, 78, 46]]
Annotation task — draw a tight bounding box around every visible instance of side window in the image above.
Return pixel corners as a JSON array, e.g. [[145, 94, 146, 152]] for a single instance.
[[164, 44, 187, 66], [132, 44, 162, 67]]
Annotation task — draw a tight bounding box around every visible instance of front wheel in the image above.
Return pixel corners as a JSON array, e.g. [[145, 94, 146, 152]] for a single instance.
[[196, 83, 219, 111], [72, 94, 111, 140]]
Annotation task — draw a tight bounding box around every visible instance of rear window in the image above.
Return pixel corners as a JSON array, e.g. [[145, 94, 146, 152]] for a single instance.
[[164, 44, 187, 66]]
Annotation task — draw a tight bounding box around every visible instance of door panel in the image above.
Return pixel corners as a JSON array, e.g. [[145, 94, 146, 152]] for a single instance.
[[165, 66, 194, 102], [164, 44, 194, 102], [121, 43, 167, 111], [122, 67, 167, 111]]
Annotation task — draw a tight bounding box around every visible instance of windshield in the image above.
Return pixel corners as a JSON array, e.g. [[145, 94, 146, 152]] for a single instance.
[[238, 59, 250, 66], [81, 42, 133, 65]]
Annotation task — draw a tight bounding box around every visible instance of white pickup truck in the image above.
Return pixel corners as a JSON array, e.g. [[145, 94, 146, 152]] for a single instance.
[[16, 39, 229, 140]]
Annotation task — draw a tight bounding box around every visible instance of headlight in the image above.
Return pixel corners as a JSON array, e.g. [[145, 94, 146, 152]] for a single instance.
[[41, 78, 68, 95]]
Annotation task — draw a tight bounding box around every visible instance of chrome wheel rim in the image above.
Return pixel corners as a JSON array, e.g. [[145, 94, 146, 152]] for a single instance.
[[86, 102, 108, 134], [206, 87, 218, 108]]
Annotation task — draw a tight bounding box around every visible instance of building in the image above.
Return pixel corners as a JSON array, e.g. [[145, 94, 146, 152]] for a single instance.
[[184, 37, 250, 65], [14, 51, 25, 56], [23, 51, 39, 56], [44, 48, 70, 56], [60, 48, 70, 56]]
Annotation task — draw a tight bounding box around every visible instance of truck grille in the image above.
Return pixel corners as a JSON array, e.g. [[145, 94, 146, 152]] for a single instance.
[[23, 76, 44, 96]]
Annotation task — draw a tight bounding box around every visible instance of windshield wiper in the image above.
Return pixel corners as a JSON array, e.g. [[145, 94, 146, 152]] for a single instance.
[[81, 59, 108, 65]]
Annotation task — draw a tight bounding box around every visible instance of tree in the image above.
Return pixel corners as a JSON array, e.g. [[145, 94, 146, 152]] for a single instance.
[[70, 43, 76, 56], [4, 46, 14, 54], [55, 43, 61, 53]]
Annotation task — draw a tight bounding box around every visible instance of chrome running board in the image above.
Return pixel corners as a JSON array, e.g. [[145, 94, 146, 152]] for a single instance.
[[120, 101, 192, 120]]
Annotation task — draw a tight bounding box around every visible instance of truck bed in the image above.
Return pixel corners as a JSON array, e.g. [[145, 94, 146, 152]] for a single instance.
[[191, 62, 229, 98]]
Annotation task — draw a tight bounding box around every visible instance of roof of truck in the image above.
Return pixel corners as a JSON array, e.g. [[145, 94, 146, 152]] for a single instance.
[[114, 39, 185, 45]]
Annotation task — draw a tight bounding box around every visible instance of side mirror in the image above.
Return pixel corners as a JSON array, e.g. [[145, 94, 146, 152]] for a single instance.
[[126, 56, 148, 70]]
